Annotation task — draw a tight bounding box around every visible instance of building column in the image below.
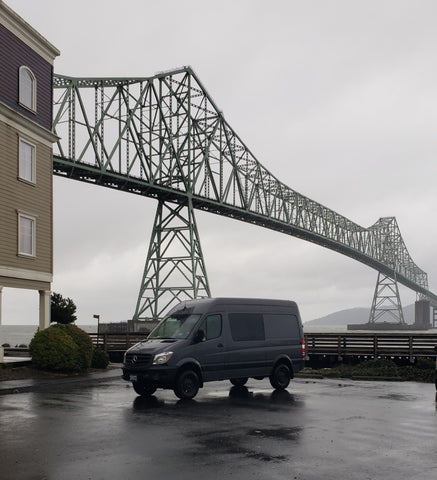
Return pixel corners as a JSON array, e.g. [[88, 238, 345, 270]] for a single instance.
[[0, 286, 3, 325], [39, 290, 51, 330]]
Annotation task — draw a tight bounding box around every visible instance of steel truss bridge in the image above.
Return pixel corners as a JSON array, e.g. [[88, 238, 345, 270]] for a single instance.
[[51, 67, 437, 322]]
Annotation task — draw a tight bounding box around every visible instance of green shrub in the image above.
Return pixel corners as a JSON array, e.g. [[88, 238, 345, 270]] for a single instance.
[[414, 358, 435, 370], [91, 348, 110, 369], [29, 324, 93, 372], [353, 358, 399, 377], [65, 324, 93, 370], [1, 343, 10, 348], [311, 356, 436, 383]]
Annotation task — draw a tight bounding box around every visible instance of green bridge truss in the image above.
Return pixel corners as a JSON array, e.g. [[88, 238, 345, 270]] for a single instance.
[[52, 67, 437, 321]]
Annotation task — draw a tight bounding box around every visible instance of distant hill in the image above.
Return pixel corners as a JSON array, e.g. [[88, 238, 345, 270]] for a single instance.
[[305, 304, 415, 326]]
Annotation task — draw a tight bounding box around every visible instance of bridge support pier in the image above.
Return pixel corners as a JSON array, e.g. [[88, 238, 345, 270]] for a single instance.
[[414, 299, 431, 329], [132, 198, 211, 324], [368, 272, 405, 325]]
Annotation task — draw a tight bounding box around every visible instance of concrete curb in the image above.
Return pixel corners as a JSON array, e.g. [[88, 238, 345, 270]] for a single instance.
[[0, 366, 123, 395]]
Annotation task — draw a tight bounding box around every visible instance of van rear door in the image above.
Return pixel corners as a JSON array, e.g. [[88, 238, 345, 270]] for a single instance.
[[263, 313, 303, 366]]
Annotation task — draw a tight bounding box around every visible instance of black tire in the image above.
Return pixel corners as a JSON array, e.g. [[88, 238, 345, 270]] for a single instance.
[[174, 370, 200, 399], [132, 381, 157, 396], [230, 377, 248, 387], [269, 363, 291, 390]]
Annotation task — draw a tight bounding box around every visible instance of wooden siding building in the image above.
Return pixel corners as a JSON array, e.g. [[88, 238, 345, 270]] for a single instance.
[[0, 1, 59, 329]]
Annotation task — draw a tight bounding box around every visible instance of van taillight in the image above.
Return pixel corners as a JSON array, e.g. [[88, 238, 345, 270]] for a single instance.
[[301, 338, 306, 358]]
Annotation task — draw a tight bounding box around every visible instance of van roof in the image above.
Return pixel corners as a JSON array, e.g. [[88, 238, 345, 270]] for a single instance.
[[169, 297, 298, 313]]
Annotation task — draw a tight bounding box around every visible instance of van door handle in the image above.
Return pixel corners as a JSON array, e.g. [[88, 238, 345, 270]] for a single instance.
[[217, 343, 224, 348]]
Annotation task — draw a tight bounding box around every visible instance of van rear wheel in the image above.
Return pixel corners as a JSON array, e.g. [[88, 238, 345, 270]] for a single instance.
[[132, 381, 157, 396], [174, 370, 200, 399], [269, 363, 291, 390], [230, 377, 248, 387]]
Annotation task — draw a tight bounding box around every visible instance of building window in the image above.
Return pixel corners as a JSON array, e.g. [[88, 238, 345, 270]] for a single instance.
[[18, 213, 36, 257], [19, 66, 37, 112], [18, 138, 36, 183]]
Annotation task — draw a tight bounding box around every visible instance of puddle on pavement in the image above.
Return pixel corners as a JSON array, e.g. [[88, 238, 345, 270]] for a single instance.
[[377, 393, 418, 402]]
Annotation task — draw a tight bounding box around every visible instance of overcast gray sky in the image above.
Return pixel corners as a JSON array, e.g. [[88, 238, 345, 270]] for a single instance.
[[3, 0, 437, 325]]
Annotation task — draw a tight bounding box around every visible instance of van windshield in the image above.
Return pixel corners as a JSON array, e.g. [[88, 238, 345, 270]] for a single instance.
[[148, 314, 201, 340]]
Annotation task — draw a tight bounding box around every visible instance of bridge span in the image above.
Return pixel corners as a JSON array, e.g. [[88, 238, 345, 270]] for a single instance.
[[51, 67, 437, 320]]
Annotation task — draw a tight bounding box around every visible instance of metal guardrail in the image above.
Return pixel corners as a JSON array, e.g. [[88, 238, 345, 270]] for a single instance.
[[305, 332, 437, 360]]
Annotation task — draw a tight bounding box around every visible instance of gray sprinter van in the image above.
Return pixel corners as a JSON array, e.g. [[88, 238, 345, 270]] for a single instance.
[[122, 297, 305, 399]]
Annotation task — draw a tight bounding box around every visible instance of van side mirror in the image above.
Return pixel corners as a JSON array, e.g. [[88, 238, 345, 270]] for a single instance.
[[194, 329, 206, 343]]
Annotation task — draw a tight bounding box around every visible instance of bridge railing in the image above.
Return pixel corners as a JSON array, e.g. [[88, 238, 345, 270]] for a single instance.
[[305, 332, 437, 360]]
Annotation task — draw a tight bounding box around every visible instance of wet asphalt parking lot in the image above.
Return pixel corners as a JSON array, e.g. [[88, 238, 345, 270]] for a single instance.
[[0, 374, 436, 480]]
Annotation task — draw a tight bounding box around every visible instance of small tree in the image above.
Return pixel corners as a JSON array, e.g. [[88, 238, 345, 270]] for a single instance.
[[51, 292, 77, 324]]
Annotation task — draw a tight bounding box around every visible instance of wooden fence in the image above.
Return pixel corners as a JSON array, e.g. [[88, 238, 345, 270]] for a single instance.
[[89, 331, 437, 361], [305, 332, 437, 360], [89, 333, 149, 353]]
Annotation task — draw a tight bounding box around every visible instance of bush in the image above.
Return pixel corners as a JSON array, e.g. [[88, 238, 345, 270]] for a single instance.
[[353, 358, 400, 377], [1, 343, 10, 348], [66, 324, 94, 370], [310, 356, 436, 383], [414, 358, 435, 370], [29, 324, 93, 372], [91, 348, 110, 369]]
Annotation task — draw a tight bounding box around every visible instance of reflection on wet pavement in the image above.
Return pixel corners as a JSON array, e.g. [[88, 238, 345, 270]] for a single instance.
[[0, 378, 436, 480]]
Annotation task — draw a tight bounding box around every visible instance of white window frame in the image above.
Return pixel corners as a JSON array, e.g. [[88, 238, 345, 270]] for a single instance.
[[18, 212, 36, 258], [18, 138, 36, 184], [19, 66, 37, 112]]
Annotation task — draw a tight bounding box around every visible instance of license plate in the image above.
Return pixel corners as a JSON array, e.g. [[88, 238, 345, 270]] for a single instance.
[[129, 375, 137, 382]]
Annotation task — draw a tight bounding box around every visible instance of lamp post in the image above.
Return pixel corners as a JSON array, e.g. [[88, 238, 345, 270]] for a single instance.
[[93, 314, 100, 347]]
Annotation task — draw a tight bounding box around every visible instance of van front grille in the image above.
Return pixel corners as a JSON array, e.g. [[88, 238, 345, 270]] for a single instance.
[[124, 353, 153, 368]]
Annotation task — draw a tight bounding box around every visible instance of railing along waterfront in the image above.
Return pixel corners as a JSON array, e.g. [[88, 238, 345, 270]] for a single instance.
[[88, 331, 437, 362], [305, 332, 437, 361], [89, 333, 149, 353]]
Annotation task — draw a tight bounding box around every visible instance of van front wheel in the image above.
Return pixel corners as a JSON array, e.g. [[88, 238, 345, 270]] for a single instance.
[[174, 370, 200, 399], [269, 364, 291, 390], [230, 377, 248, 387], [132, 381, 157, 396]]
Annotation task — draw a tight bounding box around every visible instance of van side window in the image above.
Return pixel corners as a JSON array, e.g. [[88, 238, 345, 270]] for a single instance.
[[200, 314, 222, 340], [264, 314, 300, 339], [229, 313, 265, 341]]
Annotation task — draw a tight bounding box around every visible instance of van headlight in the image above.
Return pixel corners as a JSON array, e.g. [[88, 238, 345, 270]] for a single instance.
[[153, 351, 174, 365]]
